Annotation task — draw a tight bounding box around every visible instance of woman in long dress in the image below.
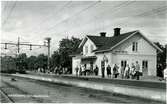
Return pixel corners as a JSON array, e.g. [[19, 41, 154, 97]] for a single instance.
[[124, 64, 130, 79], [130, 63, 135, 79]]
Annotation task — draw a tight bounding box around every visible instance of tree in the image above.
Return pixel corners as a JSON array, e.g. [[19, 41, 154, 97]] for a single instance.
[[50, 51, 60, 68], [16, 53, 28, 72], [36, 54, 48, 71], [154, 42, 166, 77], [55, 36, 81, 73], [27, 55, 37, 71]]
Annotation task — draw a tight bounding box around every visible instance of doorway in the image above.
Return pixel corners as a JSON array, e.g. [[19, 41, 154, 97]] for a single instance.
[[142, 60, 148, 76]]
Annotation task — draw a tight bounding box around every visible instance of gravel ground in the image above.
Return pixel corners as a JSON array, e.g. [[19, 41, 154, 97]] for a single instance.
[[0, 75, 165, 103]]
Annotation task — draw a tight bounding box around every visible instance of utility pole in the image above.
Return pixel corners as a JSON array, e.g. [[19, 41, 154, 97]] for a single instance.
[[17, 37, 20, 54], [1, 37, 46, 51], [17, 37, 20, 71], [1, 37, 47, 59], [166, 44, 167, 65], [1, 37, 51, 73], [45, 37, 51, 72]]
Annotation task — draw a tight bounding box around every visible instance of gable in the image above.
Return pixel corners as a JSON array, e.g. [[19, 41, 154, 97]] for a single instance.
[[83, 38, 97, 56], [94, 31, 137, 53], [95, 31, 162, 53], [112, 33, 157, 55], [75, 30, 162, 55]]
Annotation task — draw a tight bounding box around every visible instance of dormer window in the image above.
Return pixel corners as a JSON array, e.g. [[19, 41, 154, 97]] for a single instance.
[[132, 42, 138, 52]]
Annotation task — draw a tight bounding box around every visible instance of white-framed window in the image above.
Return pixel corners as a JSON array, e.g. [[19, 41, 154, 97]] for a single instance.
[[132, 42, 138, 52]]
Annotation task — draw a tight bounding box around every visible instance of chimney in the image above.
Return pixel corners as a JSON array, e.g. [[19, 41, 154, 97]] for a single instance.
[[114, 28, 121, 36], [100, 32, 106, 37]]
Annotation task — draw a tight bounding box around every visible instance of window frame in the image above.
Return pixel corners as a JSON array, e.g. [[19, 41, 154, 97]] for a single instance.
[[132, 42, 138, 52]]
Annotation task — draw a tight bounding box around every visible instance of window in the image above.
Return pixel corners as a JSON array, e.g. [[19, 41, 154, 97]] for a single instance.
[[132, 42, 138, 52], [85, 46, 88, 54], [121, 60, 127, 67], [142, 60, 148, 69], [90, 45, 94, 52]]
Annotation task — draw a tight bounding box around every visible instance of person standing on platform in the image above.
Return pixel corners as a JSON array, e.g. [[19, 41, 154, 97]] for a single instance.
[[94, 65, 99, 76], [121, 66, 125, 79], [83, 65, 86, 76], [124, 64, 130, 79], [102, 66, 105, 78], [79, 65, 82, 76], [113, 64, 119, 78], [130, 63, 135, 79], [107, 65, 111, 78], [135, 61, 140, 80], [75, 66, 79, 76]]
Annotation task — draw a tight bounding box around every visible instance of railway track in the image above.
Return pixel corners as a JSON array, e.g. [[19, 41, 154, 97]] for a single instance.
[[0, 80, 44, 103], [0, 74, 165, 103], [0, 87, 14, 103]]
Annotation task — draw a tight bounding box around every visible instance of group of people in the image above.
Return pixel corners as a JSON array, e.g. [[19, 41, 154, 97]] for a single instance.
[[121, 61, 141, 80], [75, 61, 142, 80], [53, 66, 69, 75], [37, 66, 69, 75]]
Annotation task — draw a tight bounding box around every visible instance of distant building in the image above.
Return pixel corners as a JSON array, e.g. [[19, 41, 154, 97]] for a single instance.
[[72, 28, 162, 76]]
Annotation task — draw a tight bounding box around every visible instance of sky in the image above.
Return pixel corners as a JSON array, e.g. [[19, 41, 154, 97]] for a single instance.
[[1, 1, 167, 56]]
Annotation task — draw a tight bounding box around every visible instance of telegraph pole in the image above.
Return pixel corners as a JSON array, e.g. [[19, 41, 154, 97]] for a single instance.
[[166, 44, 167, 66], [1, 37, 47, 58], [17, 37, 20, 54], [1, 37, 51, 73], [45, 37, 51, 72]]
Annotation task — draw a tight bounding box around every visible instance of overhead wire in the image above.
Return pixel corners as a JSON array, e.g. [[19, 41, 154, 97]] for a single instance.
[[65, 1, 166, 34], [59, 1, 130, 35], [79, 1, 135, 33], [136, 6, 167, 17], [37, 1, 101, 35], [2, 1, 8, 13], [25, 1, 72, 33], [2, 1, 17, 26], [45, 1, 134, 36], [99, 5, 167, 32]]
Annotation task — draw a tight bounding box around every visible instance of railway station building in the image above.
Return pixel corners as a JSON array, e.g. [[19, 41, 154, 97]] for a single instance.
[[72, 28, 162, 76]]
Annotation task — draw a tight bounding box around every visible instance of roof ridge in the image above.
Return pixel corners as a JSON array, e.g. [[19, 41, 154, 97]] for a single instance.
[[86, 30, 139, 37], [120, 30, 139, 35], [75, 30, 139, 55]]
